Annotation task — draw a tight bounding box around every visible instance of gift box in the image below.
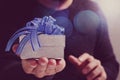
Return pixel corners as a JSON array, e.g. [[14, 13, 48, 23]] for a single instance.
[[5, 16, 65, 59], [19, 34, 65, 59]]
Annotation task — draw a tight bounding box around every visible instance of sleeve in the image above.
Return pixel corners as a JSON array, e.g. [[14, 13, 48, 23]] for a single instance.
[[93, 14, 119, 80], [0, 53, 54, 80]]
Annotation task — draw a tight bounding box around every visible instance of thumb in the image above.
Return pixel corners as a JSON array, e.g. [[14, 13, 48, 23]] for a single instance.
[[69, 55, 81, 66], [12, 44, 19, 53]]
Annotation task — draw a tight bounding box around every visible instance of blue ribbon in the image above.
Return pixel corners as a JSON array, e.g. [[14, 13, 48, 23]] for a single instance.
[[5, 16, 65, 55]]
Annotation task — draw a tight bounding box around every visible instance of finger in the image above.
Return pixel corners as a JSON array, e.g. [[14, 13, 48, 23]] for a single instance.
[[45, 59, 56, 75], [33, 57, 48, 78], [22, 59, 37, 74], [94, 67, 107, 80], [69, 55, 82, 66], [78, 53, 94, 63], [12, 44, 18, 53], [56, 58, 66, 73], [87, 66, 102, 80], [82, 60, 98, 75]]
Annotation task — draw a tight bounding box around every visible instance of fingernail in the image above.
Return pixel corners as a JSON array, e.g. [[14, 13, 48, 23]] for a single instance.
[[48, 59, 56, 66]]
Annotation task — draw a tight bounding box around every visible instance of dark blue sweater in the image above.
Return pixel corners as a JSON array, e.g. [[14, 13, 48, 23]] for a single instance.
[[0, 0, 119, 80]]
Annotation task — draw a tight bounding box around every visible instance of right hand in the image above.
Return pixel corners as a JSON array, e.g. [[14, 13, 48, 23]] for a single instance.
[[22, 57, 66, 78]]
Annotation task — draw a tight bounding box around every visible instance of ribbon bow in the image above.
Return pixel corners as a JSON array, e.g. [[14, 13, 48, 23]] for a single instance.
[[5, 16, 65, 55]]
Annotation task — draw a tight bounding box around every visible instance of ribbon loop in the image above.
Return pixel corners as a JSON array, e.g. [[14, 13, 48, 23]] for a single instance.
[[5, 16, 65, 55]]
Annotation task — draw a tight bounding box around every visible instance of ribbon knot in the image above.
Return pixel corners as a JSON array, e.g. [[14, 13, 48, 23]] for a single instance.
[[5, 16, 65, 55]]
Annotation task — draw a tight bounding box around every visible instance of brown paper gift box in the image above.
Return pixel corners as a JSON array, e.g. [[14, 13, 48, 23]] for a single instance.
[[19, 34, 65, 59]]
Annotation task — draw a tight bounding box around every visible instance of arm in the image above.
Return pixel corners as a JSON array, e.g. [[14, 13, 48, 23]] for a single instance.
[[93, 15, 119, 80], [68, 12, 119, 80]]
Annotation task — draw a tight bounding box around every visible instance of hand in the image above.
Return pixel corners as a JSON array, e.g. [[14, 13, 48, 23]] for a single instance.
[[22, 57, 66, 78], [69, 53, 107, 80], [12, 44, 66, 78]]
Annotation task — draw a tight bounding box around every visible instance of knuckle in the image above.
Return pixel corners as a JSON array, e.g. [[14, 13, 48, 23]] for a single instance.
[[89, 56, 94, 61], [87, 55, 94, 62], [87, 65, 93, 70], [96, 59, 101, 65], [90, 56, 94, 60], [84, 53, 89, 57]]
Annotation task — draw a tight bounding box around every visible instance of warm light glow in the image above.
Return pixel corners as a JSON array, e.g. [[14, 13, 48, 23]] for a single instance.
[[95, 0, 120, 19]]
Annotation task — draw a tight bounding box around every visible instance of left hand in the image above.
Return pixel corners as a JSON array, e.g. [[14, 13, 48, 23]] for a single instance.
[[69, 53, 107, 80], [12, 44, 66, 78], [22, 58, 66, 78]]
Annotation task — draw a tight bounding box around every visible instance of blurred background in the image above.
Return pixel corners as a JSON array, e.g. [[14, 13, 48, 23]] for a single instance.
[[95, 0, 120, 80]]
